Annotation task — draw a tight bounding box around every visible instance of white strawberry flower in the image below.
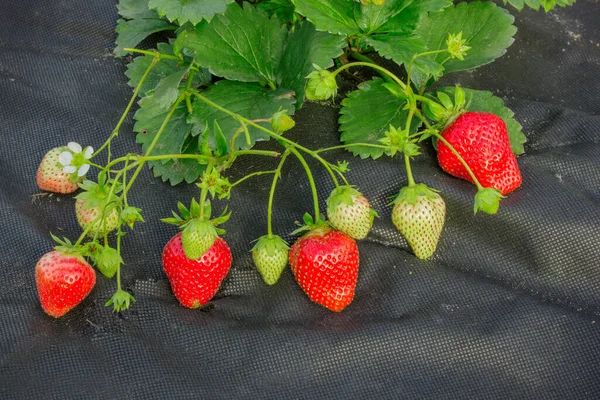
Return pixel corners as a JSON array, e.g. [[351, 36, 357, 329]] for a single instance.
[[59, 142, 94, 177]]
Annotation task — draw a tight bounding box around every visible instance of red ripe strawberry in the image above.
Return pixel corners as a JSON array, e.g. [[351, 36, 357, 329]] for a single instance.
[[289, 226, 359, 312], [162, 233, 232, 308], [36, 147, 80, 194], [437, 112, 522, 195], [35, 251, 96, 317]]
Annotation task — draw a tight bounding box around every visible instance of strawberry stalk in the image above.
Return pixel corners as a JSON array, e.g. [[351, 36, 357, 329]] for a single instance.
[[188, 89, 341, 188], [199, 159, 215, 220], [92, 56, 160, 160], [331, 62, 407, 91], [288, 147, 321, 223], [267, 149, 292, 236], [413, 110, 484, 190], [122, 48, 180, 61]]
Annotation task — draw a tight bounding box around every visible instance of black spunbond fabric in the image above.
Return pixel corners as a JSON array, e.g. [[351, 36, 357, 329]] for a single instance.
[[1, 1, 599, 399]]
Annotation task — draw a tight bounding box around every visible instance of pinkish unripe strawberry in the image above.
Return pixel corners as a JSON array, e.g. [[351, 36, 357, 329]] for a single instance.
[[252, 235, 289, 285], [391, 184, 446, 260], [326, 186, 376, 240], [36, 147, 80, 194]]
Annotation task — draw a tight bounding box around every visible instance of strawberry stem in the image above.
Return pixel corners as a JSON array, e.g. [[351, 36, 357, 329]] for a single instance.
[[230, 170, 277, 189], [331, 62, 407, 91], [188, 89, 340, 188], [92, 56, 160, 160], [288, 147, 320, 223], [199, 159, 215, 221], [122, 48, 180, 61], [405, 49, 447, 85], [267, 149, 292, 237]]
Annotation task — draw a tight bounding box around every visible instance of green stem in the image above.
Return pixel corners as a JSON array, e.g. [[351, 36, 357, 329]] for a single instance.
[[432, 132, 483, 190], [406, 49, 447, 84], [315, 143, 394, 154], [122, 47, 180, 61], [332, 62, 407, 91], [230, 170, 277, 189], [116, 223, 123, 291], [185, 69, 196, 114], [199, 159, 215, 220], [288, 147, 320, 222], [414, 94, 440, 108], [413, 110, 483, 189], [93, 57, 160, 159], [189, 89, 339, 188], [404, 107, 417, 187], [267, 150, 292, 236], [347, 51, 392, 83]]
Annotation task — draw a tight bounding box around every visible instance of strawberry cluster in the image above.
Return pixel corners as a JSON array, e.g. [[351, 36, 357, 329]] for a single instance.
[[32, 40, 524, 317]]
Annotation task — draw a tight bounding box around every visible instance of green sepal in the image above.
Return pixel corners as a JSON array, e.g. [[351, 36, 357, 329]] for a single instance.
[[120, 206, 144, 230], [105, 289, 136, 313], [181, 219, 218, 259], [270, 108, 296, 133], [51, 234, 88, 257], [251, 234, 289, 257], [212, 120, 229, 157], [474, 187, 504, 215], [291, 212, 329, 236], [436, 91, 454, 110], [89, 244, 122, 279], [326, 185, 361, 208], [391, 184, 440, 206], [75, 177, 122, 210], [305, 64, 338, 101]]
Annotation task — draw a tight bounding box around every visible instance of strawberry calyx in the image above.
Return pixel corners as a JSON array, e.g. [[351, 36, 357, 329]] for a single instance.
[[270, 108, 296, 133], [326, 185, 361, 208], [291, 213, 331, 237], [421, 85, 468, 128], [51, 233, 89, 259], [75, 172, 122, 214], [161, 198, 231, 259], [251, 234, 290, 257], [474, 187, 505, 215], [391, 183, 440, 206]]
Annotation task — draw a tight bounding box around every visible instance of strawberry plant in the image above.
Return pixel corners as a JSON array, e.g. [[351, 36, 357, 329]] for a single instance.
[[32, 0, 576, 316]]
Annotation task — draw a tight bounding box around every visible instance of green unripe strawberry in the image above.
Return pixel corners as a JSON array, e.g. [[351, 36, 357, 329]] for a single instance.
[[181, 219, 218, 260], [252, 235, 289, 285], [326, 186, 376, 240], [270, 110, 296, 133], [75, 198, 119, 237], [305, 65, 338, 101], [391, 184, 446, 260]]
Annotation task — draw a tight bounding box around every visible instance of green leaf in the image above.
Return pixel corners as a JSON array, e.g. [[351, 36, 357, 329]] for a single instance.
[[437, 86, 526, 155], [375, 0, 452, 34], [294, 0, 358, 36], [366, 35, 443, 79], [502, 0, 575, 12], [114, 18, 176, 57], [134, 91, 204, 185], [182, 2, 286, 85], [153, 66, 191, 111], [190, 81, 296, 149], [117, 0, 158, 19], [148, 0, 234, 24], [277, 22, 345, 107], [125, 43, 211, 97], [339, 78, 418, 159], [257, 0, 296, 22], [212, 121, 228, 157], [413, 2, 516, 81], [294, 0, 415, 36]]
